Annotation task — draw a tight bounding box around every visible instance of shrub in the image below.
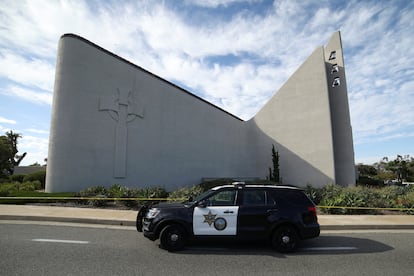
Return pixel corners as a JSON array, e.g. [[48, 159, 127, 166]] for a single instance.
[[23, 171, 46, 189], [339, 187, 371, 214], [9, 174, 26, 183], [0, 182, 15, 196], [79, 186, 107, 197], [357, 176, 384, 187], [135, 187, 169, 205], [312, 184, 414, 214], [108, 184, 127, 198], [79, 186, 108, 207], [395, 190, 414, 214], [304, 184, 323, 205], [78, 185, 169, 208], [169, 185, 204, 201], [19, 181, 42, 192], [107, 185, 149, 208], [120, 188, 142, 207], [142, 187, 168, 198], [374, 185, 404, 208], [0, 182, 20, 193], [318, 184, 344, 213], [401, 191, 414, 214], [319, 185, 373, 214]]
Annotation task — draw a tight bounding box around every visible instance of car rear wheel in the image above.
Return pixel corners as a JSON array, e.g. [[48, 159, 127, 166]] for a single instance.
[[159, 224, 187, 252], [272, 225, 299, 253]]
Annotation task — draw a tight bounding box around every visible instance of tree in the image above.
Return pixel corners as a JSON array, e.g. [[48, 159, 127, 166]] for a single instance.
[[357, 164, 377, 177], [268, 144, 280, 183], [0, 131, 26, 177], [371, 155, 414, 183], [0, 136, 13, 177], [386, 155, 410, 183]]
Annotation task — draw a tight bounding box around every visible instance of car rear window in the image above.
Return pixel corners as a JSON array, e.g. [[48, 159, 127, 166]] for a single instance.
[[268, 189, 312, 207]]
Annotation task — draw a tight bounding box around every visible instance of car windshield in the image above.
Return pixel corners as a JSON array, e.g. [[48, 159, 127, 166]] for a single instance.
[[185, 189, 216, 204]]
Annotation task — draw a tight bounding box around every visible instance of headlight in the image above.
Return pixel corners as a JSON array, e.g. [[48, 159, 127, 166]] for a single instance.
[[146, 208, 160, 219]]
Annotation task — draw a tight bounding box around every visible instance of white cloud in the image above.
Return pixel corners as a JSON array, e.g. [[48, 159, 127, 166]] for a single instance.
[[0, 116, 16, 124], [350, 83, 414, 145], [0, 0, 94, 58], [0, 125, 12, 133], [2, 85, 52, 105], [185, 0, 260, 8], [18, 135, 49, 166], [334, 1, 414, 147], [0, 51, 55, 92], [25, 128, 49, 135]]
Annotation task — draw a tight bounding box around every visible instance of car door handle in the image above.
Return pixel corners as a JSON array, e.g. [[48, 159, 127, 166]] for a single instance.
[[223, 210, 234, 214]]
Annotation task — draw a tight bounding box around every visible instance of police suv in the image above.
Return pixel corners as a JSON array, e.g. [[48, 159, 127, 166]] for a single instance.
[[136, 183, 320, 252]]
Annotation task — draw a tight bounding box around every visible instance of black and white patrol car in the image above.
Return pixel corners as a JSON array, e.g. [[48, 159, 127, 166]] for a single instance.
[[136, 183, 320, 252]]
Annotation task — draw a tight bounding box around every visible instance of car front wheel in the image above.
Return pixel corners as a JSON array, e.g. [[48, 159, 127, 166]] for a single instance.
[[272, 225, 299, 253], [159, 224, 187, 252], [136, 206, 147, 232]]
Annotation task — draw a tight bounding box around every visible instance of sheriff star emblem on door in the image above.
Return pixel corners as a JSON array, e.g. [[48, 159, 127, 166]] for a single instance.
[[203, 211, 217, 226]]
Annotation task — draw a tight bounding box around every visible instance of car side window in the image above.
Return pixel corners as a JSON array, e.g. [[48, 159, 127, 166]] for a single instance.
[[268, 190, 308, 207], [242, 190, 266, 206], [267, 191, 281, 206], [206, 190, 237, 206]]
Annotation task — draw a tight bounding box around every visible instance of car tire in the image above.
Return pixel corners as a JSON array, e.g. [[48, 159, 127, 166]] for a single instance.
[[272, 225, 299, 253], [136, 206, 147, 232], [159, 224, 187, 252]]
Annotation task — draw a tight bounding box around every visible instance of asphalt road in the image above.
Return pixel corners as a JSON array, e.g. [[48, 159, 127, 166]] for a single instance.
[[1, 221, 413, 276]]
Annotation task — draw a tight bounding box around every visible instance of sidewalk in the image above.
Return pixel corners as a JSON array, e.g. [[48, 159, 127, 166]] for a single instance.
[[1, 204, 414, 230]]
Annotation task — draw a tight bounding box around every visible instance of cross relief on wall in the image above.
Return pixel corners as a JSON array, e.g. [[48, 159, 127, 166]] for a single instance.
[[99, 88, 144, 178]]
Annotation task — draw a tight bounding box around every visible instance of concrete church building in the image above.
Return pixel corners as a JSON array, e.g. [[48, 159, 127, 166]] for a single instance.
[[46, 31, 355, 192]]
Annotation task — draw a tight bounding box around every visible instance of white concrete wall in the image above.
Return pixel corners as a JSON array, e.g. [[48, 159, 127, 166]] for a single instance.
[[46, 35, 257, 192], [46, 32, 355, 192], [252, 46, 336, 187], [324, 32, 356, 186]]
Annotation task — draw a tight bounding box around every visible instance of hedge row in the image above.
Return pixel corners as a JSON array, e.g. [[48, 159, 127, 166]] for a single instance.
[[76, 184, 169, 207], [1, 177, 414, 214], [2, 171, 46, 189], [0, 181, 43, 196], [304, 184, 414, 214]]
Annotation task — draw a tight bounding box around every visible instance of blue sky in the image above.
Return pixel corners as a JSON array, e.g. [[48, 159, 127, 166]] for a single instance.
[[0, 0, 413, 166]]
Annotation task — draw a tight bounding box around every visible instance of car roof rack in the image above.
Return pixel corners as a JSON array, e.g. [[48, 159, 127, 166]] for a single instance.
[[232, 181, 246, 188]]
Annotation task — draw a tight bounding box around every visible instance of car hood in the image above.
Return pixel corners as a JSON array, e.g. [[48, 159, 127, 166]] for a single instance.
[[152, 202, 188, 209]]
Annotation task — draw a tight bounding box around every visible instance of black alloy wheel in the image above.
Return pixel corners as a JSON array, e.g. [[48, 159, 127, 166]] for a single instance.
[[159, 224, 187, 252], [272, 225, 299, 253], [136, 206, 147, 232]]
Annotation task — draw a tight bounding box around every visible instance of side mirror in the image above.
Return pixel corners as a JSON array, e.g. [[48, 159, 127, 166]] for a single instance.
[[188, 196, 193, 202], [197, 200, 208, 208]]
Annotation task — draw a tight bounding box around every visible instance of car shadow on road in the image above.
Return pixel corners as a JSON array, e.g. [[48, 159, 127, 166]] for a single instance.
[[175, 235, 393, 257], [296, 235, 393, 255]]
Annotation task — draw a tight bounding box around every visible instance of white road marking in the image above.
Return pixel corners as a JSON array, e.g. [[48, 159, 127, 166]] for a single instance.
[[32, 239, 90, 244], [301, 246, 357, 251]]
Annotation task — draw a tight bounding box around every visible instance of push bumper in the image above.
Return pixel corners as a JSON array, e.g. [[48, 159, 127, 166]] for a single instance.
[[143, 230, 158, 241], [142, 218, 158, 241]]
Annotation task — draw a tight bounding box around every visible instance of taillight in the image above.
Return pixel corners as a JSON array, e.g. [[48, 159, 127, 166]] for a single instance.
[[308, 206, 317, 218]]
